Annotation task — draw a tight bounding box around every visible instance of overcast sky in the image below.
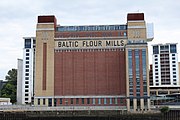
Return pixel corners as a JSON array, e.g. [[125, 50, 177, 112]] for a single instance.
[[0, 0, 180, 79]]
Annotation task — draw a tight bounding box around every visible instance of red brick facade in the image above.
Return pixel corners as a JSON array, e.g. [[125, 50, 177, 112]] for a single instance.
[[54, 49, 126, 96]]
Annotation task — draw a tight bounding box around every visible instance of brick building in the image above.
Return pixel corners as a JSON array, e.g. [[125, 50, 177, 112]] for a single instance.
[[18, 13, 154, 112]]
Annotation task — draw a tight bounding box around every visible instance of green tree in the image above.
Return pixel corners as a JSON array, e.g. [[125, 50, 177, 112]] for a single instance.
[[1, 69, 17, 103]]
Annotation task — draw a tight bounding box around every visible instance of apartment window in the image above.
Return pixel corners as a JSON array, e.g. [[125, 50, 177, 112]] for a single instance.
[[172, 61, 176, 63], [26, 49, 29, 52], [76, 98, 79, 104], [82, 98, 84, 104], [25, 89, 29, 92], [98, 98, 101, 104], [155, 62, 158, 64], [153, 46, 159, 54], [173, 68, 176, 70], [155, 76, 158, 78], [173, 79, 176, 81], [25, 39, 31, 48], [172, 54, 175, 56], [26, 65, 29, 68], [173, 72, 176, 74], [155, 58, 158, 61], [92, 98, 95, 104], [155, 55, 158, 57], [26, 61, 29, 64], [156, 83, 159, 85], [25, 85, 29, 88], [25, 73, 29, 76], [172, 57, 176, 60], [155, 73, 158, 75], [173, 75, 176, 78], [170, 44, 177, 53], [174, 83, 177, 85], [25, 77, 29, 80], [25, 94, 28, 96], [173, 65, 176, 67], [26, 57, 29, 60], [25, 98, 29, 101], [155, 66, 158, 68], [25, 81, 29, 84], [25, 69, 29, 72], [26, 53, 29, 56], [155, 69, 158, 71]]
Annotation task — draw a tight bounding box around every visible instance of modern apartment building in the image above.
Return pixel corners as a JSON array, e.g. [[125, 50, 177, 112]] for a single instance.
[[150, 43, 180, 96], [17, 37, 35, 104]]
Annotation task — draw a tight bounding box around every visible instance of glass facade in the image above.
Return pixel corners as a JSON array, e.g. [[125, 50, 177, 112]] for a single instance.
[[170, 44, 177, 53], [153, 46, 159, 54], [25, 39, 31, 48], [128, 48, 148, 110], [57, 25, 127, 32], [128, 50, 133, 96]]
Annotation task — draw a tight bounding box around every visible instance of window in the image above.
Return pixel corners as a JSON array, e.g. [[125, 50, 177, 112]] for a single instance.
[[173, 72, 176, 74], [104, 98, 107, 104], [25, 98, 29, 101], [26, 53, 29, 56], [25, 39, 31, 48], [173, 68, 176, 70], [25, 81, 29, 84], [76, 98, 79, 104], [60, 98, 62, 104], [26, 49, 29, 52], [120, 99, 124, 104], [172, 54, 175, 56], [92, 98, 95, 104], [153, 46, 159, 54], [26, 65, 29, 68], [173, 65, 176, 67], [98, 98, 101, 104], [82, 98, 84, 104], [155, 58, 158, 61], [172, 57, 176, 60], [25, 94, 28, 96], [25, 89, 29, 92], [172, 61, 176, 63], [26, 57, 29, 60], [71, 98, 73, 104], [25, 77, 29, 80], [25, 85, 29, 88], [87, 98, 90, 104], [25, 73, 29, 76], [25, 69, 29, 72], [173, 75, 176, 78], [43, 99, 46, 105], [170, 44, 177, 53], [155, 62, 158, 64], [38, 99, 40, 105], [109, 98, 112, 104], [115, 98, 118, 104]]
